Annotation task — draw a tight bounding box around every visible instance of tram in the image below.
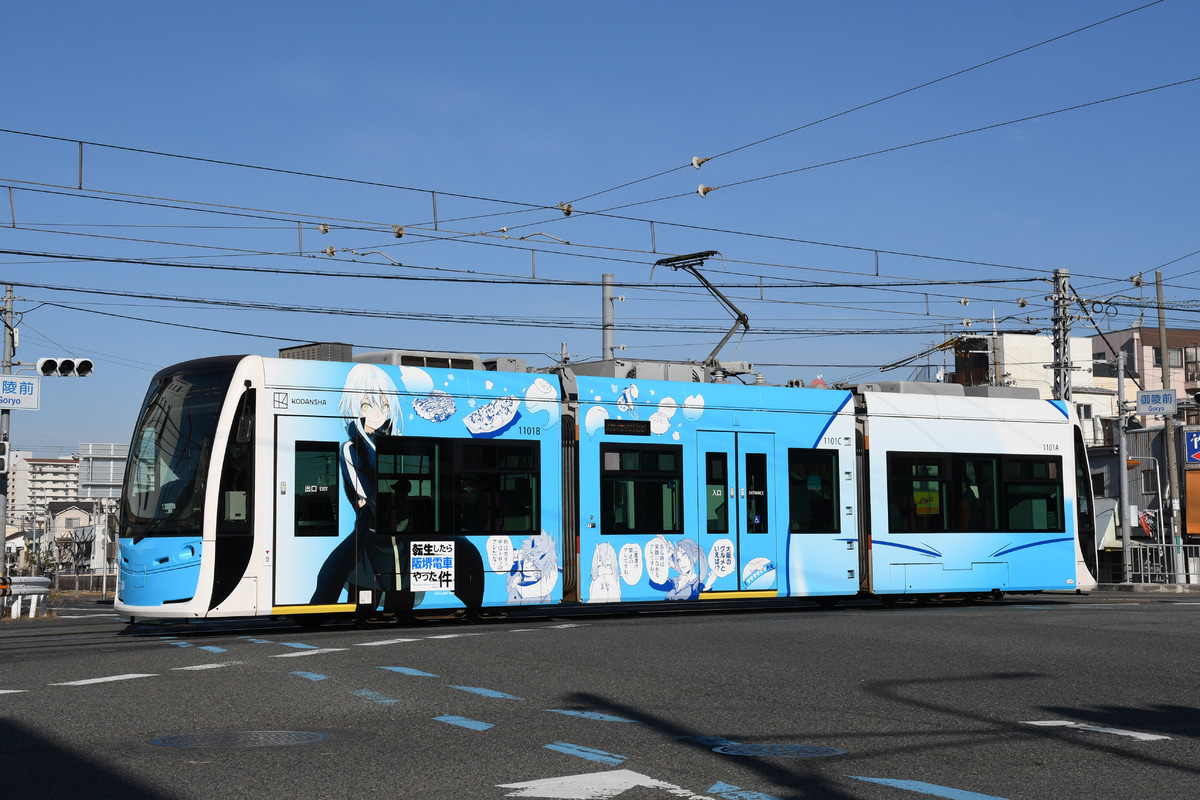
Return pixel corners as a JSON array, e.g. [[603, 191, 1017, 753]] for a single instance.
[[115, 349, 1097, 622]]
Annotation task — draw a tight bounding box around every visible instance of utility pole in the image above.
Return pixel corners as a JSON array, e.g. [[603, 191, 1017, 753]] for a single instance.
[[1051, 268, 1072, 402], [1155, 271, 1185, 581], [1116, 350, 1131, 583], [1, 285, 12, 579]]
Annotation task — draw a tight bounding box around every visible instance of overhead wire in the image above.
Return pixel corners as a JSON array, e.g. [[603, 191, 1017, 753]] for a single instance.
[[565, 1, 1167, 205]]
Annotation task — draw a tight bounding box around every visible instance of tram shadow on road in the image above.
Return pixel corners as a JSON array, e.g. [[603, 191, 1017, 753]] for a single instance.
[[0, 718, 170, 799]]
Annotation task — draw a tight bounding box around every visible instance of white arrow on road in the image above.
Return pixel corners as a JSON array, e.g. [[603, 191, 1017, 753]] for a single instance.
[[497, 769, 716, 799]]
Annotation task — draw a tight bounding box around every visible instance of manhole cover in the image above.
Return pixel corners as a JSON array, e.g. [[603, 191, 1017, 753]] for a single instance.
[[713, 743, 845, 758], [151, 731, 329, 749]]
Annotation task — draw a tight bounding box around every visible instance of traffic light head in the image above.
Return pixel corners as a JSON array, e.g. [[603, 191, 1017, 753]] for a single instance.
[[36, 357, 94, 377], [0, 441, 9, 474]]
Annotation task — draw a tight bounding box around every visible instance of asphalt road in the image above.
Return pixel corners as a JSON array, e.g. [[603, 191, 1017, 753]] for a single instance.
[[1, 593, 1197, 799]]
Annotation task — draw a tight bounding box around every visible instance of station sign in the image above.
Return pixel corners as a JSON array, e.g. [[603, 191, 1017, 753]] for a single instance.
[[0, 375, 40, 410], [1136, 389, 1176, 416]]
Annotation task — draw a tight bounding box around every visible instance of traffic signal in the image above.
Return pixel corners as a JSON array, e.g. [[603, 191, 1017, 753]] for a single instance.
[[36, 357, 94, 377], [0, 441, 10, 474]]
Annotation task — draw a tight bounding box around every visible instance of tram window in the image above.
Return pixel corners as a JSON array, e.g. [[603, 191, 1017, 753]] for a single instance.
[[218, 389, 254, 534], [376, 437, 539, 535], [705, 452, 728, 534], [294, 441, 339, 536], [745, 453, 769, 533], [1003, 456, 1063, 532], [600, 443, 683, 535], [887, 452, 1063, 533], [788, 449, 839, 533], [956, 457, 999, 532], [888, 455, 950, 532]]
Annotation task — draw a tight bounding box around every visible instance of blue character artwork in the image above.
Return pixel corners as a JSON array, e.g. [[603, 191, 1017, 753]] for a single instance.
[[310, 364, 402, 606], [649, 536, 707, 601], [507, 532, 559, 604]]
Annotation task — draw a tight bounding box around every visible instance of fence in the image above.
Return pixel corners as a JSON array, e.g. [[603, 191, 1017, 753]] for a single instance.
[[1099, 543, 1200, 585]]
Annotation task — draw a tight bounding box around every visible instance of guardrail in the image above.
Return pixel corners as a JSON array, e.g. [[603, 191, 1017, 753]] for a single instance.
[[2, 576, 51, 618], [1127, 543, 1200, 585]]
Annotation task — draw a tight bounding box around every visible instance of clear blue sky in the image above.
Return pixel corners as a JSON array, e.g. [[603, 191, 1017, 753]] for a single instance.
[[1, 1, 1197, 455]]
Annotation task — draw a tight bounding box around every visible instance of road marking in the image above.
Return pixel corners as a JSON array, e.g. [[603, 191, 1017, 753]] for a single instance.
[[354, 638, 419, 646], [0, 689, 28, 694], [199, 646, 227, 653], [708, 782, 784, 800], [281, 642, 319, 649], [543, 742, 626, 766], [498, 769, 710, 799], [1023, 720, 1170, 741], [270, 648, 347, 658], [55, 614, 120, 619], [292, 671, 327, 681], [547, 710, 640, 723], [239, 637, 273, 644], [436, 715, 493, 731], [353, 688, 398, 705], [381, 666, 438, 677], [173, 662, 242, 671], [49, 674, 158, 686], [426, 633, 485, 639], [849, 776, 1008, 799], [550, 623, 586, 629], [169, 641, 193, 648], [451, 685, 522, 700]]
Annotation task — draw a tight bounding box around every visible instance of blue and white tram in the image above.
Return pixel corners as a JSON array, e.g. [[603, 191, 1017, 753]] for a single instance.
[[115, 352, 1096, 623]]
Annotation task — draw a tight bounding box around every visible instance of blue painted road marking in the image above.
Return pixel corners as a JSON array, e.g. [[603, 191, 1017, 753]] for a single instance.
[[435, 715, 493, 731], [199, 646, 227, 653], [450, 685, 522, 700], [547, 709, 640, 723], [543, 742, 626, 765], [353, 689, 398, 705], [281, 642, 318, 649], [292, 671, 327, 681], [709, 782, 785, 800], [849, 776, 1009, 800], [381, 667, 437, 677], [169, 641, 192, 648], [240, 637, 273, 644]]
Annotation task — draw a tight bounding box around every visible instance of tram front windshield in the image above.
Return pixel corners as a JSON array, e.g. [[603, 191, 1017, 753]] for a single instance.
[[122, 363, 237, 540]]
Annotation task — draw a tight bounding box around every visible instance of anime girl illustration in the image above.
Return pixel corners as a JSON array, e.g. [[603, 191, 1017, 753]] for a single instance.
[[310, 364, 402, 605], [506, 532, 559, 604], [586, 542, 621, 603], [649, 536, 707, 600]]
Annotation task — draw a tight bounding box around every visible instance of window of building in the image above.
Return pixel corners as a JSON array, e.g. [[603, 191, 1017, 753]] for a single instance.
[[1152, 347, 1183, 368]]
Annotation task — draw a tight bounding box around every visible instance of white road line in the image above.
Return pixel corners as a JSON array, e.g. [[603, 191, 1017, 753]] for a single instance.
[[426, 633, 486, 639], [173, 662, 243, 671], [49, 674, 158, 686], [1023, 720, 1170, 741], [1, 689, 28, 694], [269, 648, 347, 658], [354, 638, 419, 647]]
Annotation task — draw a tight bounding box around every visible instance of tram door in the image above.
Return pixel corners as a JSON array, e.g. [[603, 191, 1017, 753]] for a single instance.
[[697, 431, 778, 593]]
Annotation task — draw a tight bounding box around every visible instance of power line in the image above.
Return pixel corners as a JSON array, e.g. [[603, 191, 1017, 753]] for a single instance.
[[565, 1, 1167, 205]]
